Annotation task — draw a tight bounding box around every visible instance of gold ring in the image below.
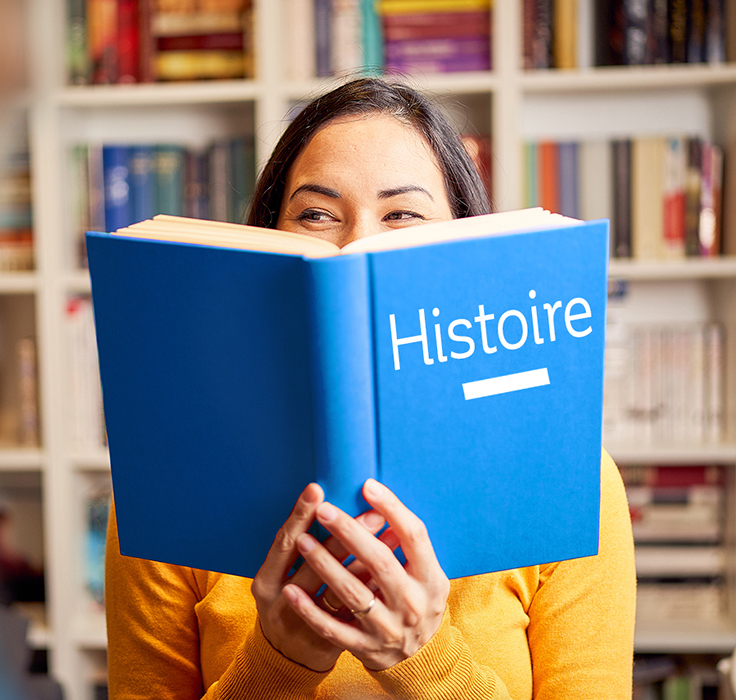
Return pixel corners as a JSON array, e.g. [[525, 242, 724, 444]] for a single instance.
[[350, 596, 376, 620], [321, 596, 341, 613]]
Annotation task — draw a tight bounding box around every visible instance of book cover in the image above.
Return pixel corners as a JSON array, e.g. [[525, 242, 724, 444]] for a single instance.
[[86, 211, 609, 580]]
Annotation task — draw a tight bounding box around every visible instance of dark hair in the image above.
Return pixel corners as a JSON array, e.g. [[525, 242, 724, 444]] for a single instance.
[[247, 77, 492, 228]]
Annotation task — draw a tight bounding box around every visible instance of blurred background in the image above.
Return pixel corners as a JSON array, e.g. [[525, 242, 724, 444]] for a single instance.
[[2, 0, 736, 698]]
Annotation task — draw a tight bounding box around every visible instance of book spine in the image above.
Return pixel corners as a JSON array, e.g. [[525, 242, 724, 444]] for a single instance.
[[138, 0, 154, 82], [331, 0, 362, 74], [229, 138, 246, 224], [361, 0, 383, 71], [684, 137, 703, 256], [383, 11, 490, 40], [662, 136, 686, 258], [688, 0, 707, 62], [611, 139, 632, 258], [668, 0, 688, 62], [102, 145, 132, 232], [184, 148, 209, 219], [88, 145, 106, 233], [18, 338, 39, 447], [378, 0, 491, 13], [155, 51, 246, 80], [706, 0, 726, 62], [649, 0, 670, 63], [117, 0, 139, 83], [556, 141, 579, 218], [67, 0, 90, 83], [523, 0, 536, 68], [90, 0, 119, 83], [532, 0, 553, 68], [129, 145, 156, 223], [553, 0, 577, 69], [284, 0, 317, 79], [154, 145, 185, 216], [315, 0, 333, 76], [538, 141, 559, 214], [622, 0, 648, 64], [208, 141, 229, 222], [157, 33, 244, 51], [305, 256, 377, 515]]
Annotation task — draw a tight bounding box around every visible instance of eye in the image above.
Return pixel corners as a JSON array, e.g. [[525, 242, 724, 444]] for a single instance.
[[296, 209, 336, 223], [383, 210, 425, 222]]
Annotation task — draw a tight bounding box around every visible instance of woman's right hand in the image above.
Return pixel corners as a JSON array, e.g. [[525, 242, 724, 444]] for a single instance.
[[251, 482, 385, 672]]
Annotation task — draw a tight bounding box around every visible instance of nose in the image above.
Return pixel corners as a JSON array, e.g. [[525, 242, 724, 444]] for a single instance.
[[337, 215, 381, 248]]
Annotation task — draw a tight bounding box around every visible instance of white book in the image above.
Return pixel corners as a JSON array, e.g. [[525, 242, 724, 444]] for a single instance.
[[705, 323, 724, 443], [284, 0, 316, 80], [578, 140, 612, 223]]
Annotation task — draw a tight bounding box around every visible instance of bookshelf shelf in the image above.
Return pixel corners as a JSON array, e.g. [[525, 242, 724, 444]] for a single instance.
[[521, 63, 736, 93], [608, 257, 736, 280], [0, 447, 45, 471], [606, 444, 736, 465], [64, 271, 91, 295], [71, 612, 106, 650], [635, 623, 736, 654], [56, 80, 261, 107], [72, 450, 110, 472], [0, 273, 40, 294]]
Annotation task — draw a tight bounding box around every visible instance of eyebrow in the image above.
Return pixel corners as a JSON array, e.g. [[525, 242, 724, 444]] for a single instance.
[[288, 183, 435, 202], [289, 184, 341, 201], [378, 185, 434, 201]]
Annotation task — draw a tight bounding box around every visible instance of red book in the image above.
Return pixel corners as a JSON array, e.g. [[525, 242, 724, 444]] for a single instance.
[[138, 0, 154, 82], [89, 0, 119, 83], [538, 141, 559, 214], [157, 33, 244, 51], [382, 11, 490, 41], [117, 0, 140, 83]]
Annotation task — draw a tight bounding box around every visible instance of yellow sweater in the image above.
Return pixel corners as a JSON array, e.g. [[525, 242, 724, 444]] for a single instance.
[[106, 450, 636, 699]]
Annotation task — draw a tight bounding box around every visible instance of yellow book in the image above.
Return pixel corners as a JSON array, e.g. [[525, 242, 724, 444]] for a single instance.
[[377, 0, 492, 16], [552, 0, 577, 69]]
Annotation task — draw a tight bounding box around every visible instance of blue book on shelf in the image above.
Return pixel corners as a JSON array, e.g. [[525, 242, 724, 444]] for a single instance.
[[102, 145, 132, 232], [85, 211, 609, 580], [129, 145, 156, 223]]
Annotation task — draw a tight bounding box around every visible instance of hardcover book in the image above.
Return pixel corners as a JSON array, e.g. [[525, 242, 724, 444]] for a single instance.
[[86, 209, 609, 580]]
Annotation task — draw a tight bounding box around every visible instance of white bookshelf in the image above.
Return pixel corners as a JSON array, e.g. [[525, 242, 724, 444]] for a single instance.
[[13, 0, 736, 697]]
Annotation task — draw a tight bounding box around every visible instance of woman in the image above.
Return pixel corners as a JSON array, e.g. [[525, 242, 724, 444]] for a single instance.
[[106, 78, 636, 699]]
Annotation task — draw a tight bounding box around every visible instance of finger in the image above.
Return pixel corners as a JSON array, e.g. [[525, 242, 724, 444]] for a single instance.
[[290, 509, 385, 596], [255, 483, 323, 585], [313, 503, 406, 604], [295, 533, 384, 626], [283, 582, 367, 650], [362, 479, 443, 582]]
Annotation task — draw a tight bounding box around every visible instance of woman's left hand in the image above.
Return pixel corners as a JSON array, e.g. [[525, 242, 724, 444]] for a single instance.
[[281, 478, 450, 671]]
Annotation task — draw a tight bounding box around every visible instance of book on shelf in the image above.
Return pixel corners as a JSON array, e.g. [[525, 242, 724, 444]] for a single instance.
[[524, 136, 724, 260], [633, 656, 724, 700], [83, 474, 112, 611], [594, 0, 728, 66], [86, 208, 608, 580], [71, 138, 256, 268], [67, 0, 254, 84]]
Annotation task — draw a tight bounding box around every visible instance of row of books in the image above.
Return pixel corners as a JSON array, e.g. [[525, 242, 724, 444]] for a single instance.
[[67, 0, 254, 84], [284, 0, 492, 80], [0, 115, 33, 272], [524, 137, 724, 260], [603, 321, 723, 446], [623, 465, 727, 626], [69, 137, 255, 266], [85, 474, 111, 611], [524, 0, 732, 70], [633, 655, 725, 700], [597, 0, 730, 67]]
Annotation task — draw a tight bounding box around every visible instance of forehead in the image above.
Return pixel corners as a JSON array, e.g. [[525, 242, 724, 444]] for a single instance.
[[287, 113, 444, 184]]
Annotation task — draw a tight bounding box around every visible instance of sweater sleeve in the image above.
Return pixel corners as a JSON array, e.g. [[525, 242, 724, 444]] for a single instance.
[[105, 499, 330, 700], [366, 449, 635, 700], [526, 449, 637, 698]]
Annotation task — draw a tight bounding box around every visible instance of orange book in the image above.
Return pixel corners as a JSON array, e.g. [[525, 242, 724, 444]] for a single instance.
[[539, 141, 559, 214]]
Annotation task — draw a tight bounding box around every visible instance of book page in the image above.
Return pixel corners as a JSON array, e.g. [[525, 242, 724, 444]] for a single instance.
[[110, 209, 583, 258]]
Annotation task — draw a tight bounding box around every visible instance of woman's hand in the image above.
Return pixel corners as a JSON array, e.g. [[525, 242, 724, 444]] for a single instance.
[[251, 482, 386, 672], [281, 479, 450, 671]]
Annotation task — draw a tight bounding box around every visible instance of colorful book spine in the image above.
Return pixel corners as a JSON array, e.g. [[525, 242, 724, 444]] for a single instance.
[[117, 0, 140, 83], [88, 0, 118, 83], [538, 141, 559, 214], [102, 145, 132, 232], [314, 0, 333, 76], [361, 0, 384, 72], [155, 145, 185, 217], [129, 145, 156, 224], [67, 0, 90, 83]]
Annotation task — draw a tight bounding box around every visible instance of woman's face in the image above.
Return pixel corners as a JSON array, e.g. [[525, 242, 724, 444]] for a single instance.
[[276, 113, 454, 247]]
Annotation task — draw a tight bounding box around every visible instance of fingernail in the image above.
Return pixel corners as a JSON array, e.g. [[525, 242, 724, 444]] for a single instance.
[[318, 502, 338, 523], [282, 585, 298, 604], [364, 479, 381, 498], [363, 511, 384, 530], [297, 534, 315, 554], [303, 483, 320, 504]]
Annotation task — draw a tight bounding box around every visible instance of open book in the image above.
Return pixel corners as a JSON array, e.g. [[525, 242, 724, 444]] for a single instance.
[[86, 208, 609, 579]]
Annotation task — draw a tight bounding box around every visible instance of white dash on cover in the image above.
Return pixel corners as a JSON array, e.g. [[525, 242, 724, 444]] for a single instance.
[[462, 368, 551, 401]]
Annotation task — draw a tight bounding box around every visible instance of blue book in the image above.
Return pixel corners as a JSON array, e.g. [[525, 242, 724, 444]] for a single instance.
[[129, 145, 156, 224], [85, 209, 609, 580], [102, 145, 132, 232]]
